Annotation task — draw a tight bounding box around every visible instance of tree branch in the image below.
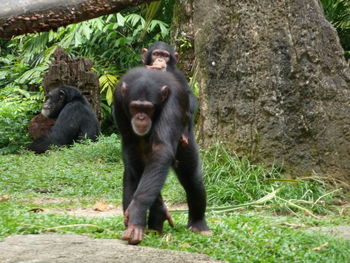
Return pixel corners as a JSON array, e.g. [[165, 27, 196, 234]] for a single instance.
[[0, 0, 155, 38]]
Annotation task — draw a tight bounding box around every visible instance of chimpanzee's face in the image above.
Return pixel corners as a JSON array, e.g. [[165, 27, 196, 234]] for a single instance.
[[129, 100, 155, 136], [41, 89, 66, 118], [151, 49, 170, 64], [141, 42, 179, 68], [120, 81, 169, 136]]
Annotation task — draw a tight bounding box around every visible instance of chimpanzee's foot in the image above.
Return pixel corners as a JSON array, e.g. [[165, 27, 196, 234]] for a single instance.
[[148, 207, 174, 233], [188, 220, 212, 235]]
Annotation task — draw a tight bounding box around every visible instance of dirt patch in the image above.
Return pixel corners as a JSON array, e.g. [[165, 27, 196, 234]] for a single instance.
[[309, 226, 350, 240], [169, 203, 188, 211], [45, 206, 123, 218], [32, 197, 77, 204], [0, 234, 222, 263], [41, 201, 188, 218]]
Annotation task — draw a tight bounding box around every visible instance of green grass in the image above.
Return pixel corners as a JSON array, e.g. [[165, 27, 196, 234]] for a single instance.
[[1, 134, 350, 262], [0, 134, 123, 200]]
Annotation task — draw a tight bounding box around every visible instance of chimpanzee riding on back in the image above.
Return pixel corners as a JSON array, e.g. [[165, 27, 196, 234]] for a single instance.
[[28, 85, 100, 154], [114, 67, 210, 245], [141, 41, 198, 146]]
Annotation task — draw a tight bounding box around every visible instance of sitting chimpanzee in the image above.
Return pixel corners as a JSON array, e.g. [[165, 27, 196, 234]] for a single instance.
[[113, 67, 210, 245], [28, 85, 100, 154], [141, 41, 198, 146]]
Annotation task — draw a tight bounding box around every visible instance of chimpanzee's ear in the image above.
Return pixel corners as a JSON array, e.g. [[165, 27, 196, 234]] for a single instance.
[[121, 82, 127, 97], [160, 86, 169, 102], [174, 52, 179, 63], [59, 89, 66, 99], [141, 48, 148, 63]]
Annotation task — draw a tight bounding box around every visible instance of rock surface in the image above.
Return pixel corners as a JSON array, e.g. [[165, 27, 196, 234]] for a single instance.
[[0, 234, 221, 263]]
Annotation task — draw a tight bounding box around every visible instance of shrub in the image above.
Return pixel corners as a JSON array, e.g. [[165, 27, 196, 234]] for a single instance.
[[0, 87, 42, 154]]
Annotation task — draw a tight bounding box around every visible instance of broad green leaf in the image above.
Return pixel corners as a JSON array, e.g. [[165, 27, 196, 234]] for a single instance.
[[106, 87, 113, 105], [117, 13, 125, 27]]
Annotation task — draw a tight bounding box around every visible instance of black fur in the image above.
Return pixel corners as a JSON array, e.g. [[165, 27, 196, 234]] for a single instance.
[[143, 41, 198, 134], [114, 67, 208, 244], [28, 85, 100, 153]]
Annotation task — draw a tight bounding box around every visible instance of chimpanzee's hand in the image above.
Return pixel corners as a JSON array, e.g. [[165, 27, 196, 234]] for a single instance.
[[121, 224, 145, 245]]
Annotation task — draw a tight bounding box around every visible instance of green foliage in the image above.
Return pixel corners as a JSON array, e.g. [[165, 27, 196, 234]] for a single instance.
[[201, 144, 339, 214], [0, 4, 171, 140], [0, 11, 169, 89], [1, 203, 350, 263], [142, 213, 350, 263], [0, 135, 341, 213], [0, 135, 121, 198], [189, 77, 200, 98], [0, 87, 42, 154], [100, 74, 119, 106], [0, 55, 32, 89], [321, 0, 350, 59], [1, 136, 350, 262]]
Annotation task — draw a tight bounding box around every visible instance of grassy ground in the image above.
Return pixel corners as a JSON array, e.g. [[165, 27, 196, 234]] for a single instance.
[[1, 135, 350, 262]]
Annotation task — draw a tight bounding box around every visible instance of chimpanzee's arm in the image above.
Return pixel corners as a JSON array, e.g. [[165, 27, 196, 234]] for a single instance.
[[125, 145, 173, 223], [124, 99, 184, 227], [121, 140, 176, 245]]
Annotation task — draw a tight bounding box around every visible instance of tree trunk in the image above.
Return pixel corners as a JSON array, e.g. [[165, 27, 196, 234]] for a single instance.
[[28, 46, 102, 140], [181, 0, 350, 181], [0, 0, 154, 38], [170, 0, 195, 78], [42, 47, 102, 120]]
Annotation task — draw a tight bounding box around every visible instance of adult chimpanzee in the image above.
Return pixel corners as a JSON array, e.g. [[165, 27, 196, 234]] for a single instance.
[[28, 85, 100, 154], [141, 41, 198, 146], [114, 67, 210, 245]]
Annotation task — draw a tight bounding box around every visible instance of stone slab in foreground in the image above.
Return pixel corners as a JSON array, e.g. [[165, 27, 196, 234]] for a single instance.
[[0, 234, 222, 263]]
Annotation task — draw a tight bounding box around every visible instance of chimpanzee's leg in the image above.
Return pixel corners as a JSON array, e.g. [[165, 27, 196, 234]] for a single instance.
[[173, 133, 210, 233], [148, 194, 174, 232]]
